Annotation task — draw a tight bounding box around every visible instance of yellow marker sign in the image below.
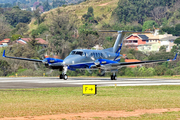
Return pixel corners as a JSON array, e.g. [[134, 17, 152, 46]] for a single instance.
[[83, 85, 97, 95]]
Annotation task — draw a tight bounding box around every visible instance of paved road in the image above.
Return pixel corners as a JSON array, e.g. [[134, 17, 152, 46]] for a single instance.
[[0, 77, 180, 89]]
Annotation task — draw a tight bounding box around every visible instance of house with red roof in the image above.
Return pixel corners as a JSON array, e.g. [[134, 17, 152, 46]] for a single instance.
[[0, 38, 11, 47], [16, 38, 48, 47], [124, 34, 149, 50]]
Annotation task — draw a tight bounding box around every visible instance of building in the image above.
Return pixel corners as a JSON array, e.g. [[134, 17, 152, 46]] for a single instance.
[[124, 31, 177, 52], [16, 38, 48, 47], [138, 42, 160, 53], [160, 36, 178, 52], [92, 45, 104, 50], [0, 38, 11, 47], [124, 34, 149, 50]]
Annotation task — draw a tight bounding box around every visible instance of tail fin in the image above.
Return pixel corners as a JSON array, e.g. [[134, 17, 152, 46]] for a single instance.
[[99, 30, 151, 53], [113, 31, 125, 53]]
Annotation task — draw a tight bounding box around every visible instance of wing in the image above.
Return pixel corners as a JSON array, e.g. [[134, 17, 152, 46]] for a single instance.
[[3, 50, 42, 62], [101, 53, 178, 70]]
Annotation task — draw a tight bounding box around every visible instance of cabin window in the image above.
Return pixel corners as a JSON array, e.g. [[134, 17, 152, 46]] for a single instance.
[[101, 53, 104, 58]]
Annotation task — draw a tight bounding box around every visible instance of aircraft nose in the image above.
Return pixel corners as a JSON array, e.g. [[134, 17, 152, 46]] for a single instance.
[[63, 56, 80, 65]]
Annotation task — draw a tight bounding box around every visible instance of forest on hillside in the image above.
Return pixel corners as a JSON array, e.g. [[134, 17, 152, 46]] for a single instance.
[[0, 0, 180, 77]]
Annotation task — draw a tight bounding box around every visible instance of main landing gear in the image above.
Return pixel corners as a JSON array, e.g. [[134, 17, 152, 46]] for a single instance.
[[111, 73, 117, 80], [60, 74, 68, 80]]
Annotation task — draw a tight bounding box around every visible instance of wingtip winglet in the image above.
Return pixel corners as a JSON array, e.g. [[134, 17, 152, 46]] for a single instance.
[[173, 53, 178, 61], [2, 50, 5, 57]]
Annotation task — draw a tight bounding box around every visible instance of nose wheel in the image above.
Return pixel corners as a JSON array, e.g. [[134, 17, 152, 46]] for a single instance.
[[59, 74, 68, 80], [59, 66, 68, 80]]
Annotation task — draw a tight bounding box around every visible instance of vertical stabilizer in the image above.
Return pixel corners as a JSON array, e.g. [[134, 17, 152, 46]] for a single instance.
[[99, 30, 151, 54], [113, 31, 125, 53]]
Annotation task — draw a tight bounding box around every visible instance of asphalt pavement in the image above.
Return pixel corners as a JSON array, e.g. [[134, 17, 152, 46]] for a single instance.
[[0, 77, 180, 89]]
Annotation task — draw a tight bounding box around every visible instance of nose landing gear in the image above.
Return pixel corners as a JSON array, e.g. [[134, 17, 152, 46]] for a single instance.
[[59, 66, 68, 80]]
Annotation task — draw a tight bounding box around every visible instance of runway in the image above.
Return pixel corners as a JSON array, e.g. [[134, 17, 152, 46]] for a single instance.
[[0, 77, 180, 89]]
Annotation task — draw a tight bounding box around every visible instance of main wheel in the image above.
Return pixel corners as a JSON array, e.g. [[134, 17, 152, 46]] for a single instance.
[[59, 74, 63, 79], [114, 75, 117, 80], [111, 75, 114, 80], [64, 74, 68, 80]]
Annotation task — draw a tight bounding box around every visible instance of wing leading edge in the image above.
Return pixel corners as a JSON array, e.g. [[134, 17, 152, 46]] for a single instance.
[[2, 50, 42, 62], [104, 53, 178, 68]]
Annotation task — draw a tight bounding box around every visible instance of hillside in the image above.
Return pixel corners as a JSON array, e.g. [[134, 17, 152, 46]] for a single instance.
[[0, 0, 83, 4], [29, 0, 180, 32], [29, 0, 119, 31]]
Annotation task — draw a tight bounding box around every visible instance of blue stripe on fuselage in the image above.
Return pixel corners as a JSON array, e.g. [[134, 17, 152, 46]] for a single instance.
[[115, 43, 122, 53]]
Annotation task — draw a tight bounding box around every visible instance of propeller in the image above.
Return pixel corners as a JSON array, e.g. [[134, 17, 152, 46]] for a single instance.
[[90, 56, 105, 76]]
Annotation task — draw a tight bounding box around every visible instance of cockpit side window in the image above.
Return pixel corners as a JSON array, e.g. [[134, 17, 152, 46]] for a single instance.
[[76, 51, 83, 55], [70, 51, 83, 56], [70, 51, 76, 55]]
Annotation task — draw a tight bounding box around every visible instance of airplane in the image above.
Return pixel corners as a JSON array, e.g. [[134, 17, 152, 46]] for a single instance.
[[2, 30, 178, 80]]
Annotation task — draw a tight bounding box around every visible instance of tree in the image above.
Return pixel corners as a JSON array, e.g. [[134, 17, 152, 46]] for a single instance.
[[11, 34, 23, 41], [33, 8, 41, 25], [27, 36, 39, 50], [4, 7, 32, 27], [0, 15, 11, 40], [142, 20, 158, 31], [52, 0, 67, 8], [112, 0, 176, 25], [31, 23, 48, 36], [82, 7, 97, 24], [12, 23, 29, 35], [87, 7, 94, 16], [0, 60, 11, 76], [155, 65, 167, 76], [159, 45, 166, 52], [174, 37, 180, 46], [43, 0, 51, 11], [12, 6, 20, 10], [48, 9, 78, 58], [175, 24, 180, 36]]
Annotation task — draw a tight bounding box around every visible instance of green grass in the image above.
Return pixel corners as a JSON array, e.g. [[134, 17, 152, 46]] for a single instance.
[[1, 86, 180, 118]]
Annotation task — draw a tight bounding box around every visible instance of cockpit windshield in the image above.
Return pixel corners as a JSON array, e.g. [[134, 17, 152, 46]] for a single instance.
[[70, 51, 83, 56]]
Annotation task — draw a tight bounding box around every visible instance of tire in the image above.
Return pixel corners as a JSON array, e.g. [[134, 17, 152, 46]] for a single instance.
[[114, 75, 117, 80], [59, 74, 63, 79], [64, 74, 68, 80], [111, 75, 114, 80]]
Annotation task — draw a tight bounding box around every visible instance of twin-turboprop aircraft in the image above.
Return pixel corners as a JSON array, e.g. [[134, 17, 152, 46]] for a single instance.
[[3, 31, 177, 80]]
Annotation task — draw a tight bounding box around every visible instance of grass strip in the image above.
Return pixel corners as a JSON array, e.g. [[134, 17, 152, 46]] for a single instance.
[[0, 86, 180, 118]]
